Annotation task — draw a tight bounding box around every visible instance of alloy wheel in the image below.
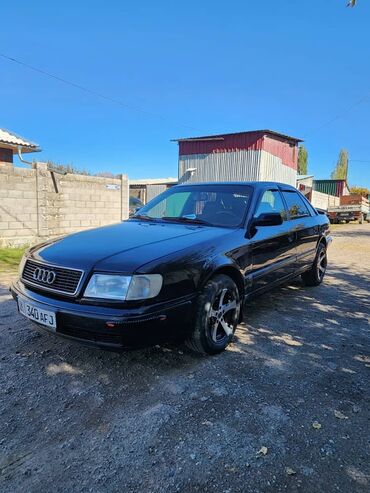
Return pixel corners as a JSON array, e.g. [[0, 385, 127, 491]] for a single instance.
[[208, 288, 239, 343], [317, 249, 327, 281]]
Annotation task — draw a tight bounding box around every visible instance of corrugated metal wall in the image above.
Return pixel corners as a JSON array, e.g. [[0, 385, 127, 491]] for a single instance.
[[146, 184, 167, 202], [259, 150, 297, 185], [313, 180, 349, 197], [262, 135, 297, 170], [178, 149, 296, 186], [178, 133, 264, 156], [178, 132, 299, 170], [179, 150, 261, 184]]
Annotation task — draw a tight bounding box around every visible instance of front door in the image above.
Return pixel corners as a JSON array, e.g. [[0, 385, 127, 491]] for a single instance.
[[281, 190, 319, 271], [249, 189, 296, 293]]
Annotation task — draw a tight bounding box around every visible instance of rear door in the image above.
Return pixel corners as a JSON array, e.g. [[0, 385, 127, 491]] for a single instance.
[[250, 188, 296, 293], [280, 189, 319, 272]]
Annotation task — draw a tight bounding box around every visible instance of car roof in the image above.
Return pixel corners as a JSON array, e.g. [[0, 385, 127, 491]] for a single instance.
[[176, 181, 297, 191]]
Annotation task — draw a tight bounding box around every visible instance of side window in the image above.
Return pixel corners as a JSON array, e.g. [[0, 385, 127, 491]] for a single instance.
[[282, 191, 311, 219], [254, 190, 286, 220]]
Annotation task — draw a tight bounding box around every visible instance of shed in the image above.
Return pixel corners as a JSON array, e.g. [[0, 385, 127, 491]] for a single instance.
[[129, 177, 178, 204], [173, 130, 302, 187], [0, 128, 41, 164], [297, 174, 314, 192], [313, 179, 350, 197]]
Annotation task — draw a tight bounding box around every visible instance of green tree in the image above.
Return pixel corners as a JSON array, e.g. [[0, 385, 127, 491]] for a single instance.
[[297, 145, 308, 175], [331, 149, 349, 180], [350, 186, 369, 197]]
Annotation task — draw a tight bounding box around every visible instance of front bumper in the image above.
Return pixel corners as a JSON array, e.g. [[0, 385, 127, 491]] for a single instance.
[[10, 281, 196, 350]]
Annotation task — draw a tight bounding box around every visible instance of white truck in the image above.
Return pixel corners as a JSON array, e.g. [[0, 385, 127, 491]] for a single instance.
[[327, 195, 370, 224]]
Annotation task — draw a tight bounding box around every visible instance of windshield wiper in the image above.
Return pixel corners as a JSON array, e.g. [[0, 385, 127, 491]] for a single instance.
[[131, 214, 157, 221], [161, 216, 211, 226]]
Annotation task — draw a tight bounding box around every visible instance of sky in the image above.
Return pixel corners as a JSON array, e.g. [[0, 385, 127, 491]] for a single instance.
[[1, 0, 370, 187]]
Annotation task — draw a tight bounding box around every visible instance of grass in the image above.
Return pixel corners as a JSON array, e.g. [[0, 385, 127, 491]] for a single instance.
[[0, 247, 27, 274]]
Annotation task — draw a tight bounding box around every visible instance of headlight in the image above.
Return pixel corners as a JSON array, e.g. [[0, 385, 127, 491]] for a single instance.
[[126, 274, 163, 301], [84, 274, 162, 300], [84, 274, 131, 300]]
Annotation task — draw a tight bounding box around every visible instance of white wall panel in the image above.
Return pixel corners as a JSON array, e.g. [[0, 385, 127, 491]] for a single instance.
[[310, 191, 340, 210], [179, 150, 261, 184], [259, 150, 297, 186], [179, 149, 297, 186]]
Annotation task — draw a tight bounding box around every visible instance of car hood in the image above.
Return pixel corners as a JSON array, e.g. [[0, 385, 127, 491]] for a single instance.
[[31, 220, 231, 273]]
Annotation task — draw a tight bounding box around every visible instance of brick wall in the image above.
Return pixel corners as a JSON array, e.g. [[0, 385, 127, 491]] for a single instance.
[[0, 162, 129, 247]]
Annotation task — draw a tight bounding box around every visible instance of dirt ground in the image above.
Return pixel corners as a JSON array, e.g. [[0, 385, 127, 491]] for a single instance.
[[0, 224, 369, 493]]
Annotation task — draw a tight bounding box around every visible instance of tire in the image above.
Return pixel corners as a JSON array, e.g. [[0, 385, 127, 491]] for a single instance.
[[186, 274, 241, 355], [301, 243, 327, 287]]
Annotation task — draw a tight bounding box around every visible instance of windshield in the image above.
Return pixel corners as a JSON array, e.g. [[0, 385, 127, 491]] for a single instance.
[[132, 184, 252, 228]]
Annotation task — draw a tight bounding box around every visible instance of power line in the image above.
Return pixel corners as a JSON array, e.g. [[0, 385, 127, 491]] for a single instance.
[[0, 53, 201, 133], [304, 91, 370, 139], [3, 53, 370, 141]]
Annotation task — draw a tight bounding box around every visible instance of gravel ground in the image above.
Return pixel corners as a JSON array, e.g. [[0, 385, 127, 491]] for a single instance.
[[0, 224, 369, 493]]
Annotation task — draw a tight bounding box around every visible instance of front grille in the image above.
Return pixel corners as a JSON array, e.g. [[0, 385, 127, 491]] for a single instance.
[[59, 326, 123, 346], [22, 259, 83, 295]]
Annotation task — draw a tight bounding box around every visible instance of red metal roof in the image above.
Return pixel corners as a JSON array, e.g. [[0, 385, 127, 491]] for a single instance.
[[173, 129, 303, 143], [173, 130, 301, 170]]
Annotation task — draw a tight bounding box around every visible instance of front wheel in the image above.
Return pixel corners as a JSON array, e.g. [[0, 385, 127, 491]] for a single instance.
[[186, 274, 241, 355], [301, 243, 327, 287]]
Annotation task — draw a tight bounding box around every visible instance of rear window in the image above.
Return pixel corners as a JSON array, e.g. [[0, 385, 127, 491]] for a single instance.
[[282, 191, 311, 219]]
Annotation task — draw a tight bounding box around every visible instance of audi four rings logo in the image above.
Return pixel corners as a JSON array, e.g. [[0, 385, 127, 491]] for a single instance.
[[32, 267, 57, 285]]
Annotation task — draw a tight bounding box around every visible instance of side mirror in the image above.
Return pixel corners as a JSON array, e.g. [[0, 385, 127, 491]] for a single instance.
[[252, 212, 283, 227]]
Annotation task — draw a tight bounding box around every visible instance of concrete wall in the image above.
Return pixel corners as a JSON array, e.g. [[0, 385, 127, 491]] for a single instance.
[[0, 162, 129, 247]]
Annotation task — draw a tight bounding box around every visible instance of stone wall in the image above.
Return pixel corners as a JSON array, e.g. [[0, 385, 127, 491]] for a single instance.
[[0, 162, 129, 247]]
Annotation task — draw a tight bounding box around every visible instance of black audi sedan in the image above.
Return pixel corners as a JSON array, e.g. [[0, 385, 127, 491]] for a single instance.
[[11, 182, 332, 354]]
